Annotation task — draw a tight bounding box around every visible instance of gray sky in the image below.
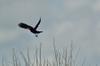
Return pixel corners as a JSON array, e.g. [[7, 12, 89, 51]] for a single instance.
[[0, 0, 100, 66]]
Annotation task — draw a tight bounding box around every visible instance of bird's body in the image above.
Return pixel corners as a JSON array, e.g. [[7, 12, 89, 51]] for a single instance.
[[29, 27, 43, 34], [18, 18, 43, 37]]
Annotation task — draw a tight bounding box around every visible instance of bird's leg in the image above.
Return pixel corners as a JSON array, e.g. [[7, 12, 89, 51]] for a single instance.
[[35, 34, 38, 37]]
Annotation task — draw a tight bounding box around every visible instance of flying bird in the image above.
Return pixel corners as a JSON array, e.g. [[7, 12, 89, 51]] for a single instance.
[[18, 18, 43, 37]]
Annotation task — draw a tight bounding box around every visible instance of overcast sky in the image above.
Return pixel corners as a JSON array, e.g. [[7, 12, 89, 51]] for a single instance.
[[0, 0, 100, 66]]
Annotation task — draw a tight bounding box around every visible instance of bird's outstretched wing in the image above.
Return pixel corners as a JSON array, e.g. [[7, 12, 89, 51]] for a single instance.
[[34, 18, 41, 30], [18, 23, 32, 29]]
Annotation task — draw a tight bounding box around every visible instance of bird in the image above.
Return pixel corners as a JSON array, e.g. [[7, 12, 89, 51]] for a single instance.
[[18, 18, 43, 37]]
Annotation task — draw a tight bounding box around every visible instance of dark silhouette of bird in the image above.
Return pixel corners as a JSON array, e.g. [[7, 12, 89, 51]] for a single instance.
[[18, 18, 43, 37]]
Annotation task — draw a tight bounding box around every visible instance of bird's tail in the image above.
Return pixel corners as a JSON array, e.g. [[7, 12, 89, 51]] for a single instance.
[[38, 31, 43, 33]]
